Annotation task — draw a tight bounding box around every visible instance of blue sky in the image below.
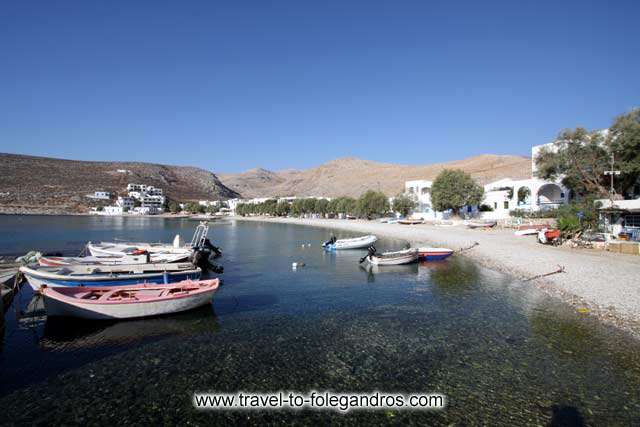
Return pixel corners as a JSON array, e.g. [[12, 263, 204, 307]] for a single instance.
[[1, 1, 638, 173]]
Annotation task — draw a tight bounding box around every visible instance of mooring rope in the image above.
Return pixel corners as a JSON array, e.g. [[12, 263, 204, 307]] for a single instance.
[[457, 242, 479, 253], [523, 265, 565, 282]]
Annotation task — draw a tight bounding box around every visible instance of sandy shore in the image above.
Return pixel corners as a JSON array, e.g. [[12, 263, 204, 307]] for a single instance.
[[236, 216, 640, 337]]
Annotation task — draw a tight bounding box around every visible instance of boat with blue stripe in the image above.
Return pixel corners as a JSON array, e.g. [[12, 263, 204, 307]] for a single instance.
[[20, 264, 201, 291]]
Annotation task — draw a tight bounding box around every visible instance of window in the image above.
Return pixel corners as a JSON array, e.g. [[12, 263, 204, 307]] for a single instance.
[[421, 187, 430, 194], [560, 192, 565, 198], [625, 215, 640, 228], [494, 202, 497, 209], [467, 206, 472, 213], [408, 187, 414, 194], [504, 201, 509, 210]]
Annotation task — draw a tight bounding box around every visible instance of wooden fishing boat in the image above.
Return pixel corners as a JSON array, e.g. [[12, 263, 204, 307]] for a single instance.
[[417, 247, 454, 261], [397, 218, 424, 225], [39, 254, 151, 267], [322, 235, 378, 250], [20, 263, 201, 290], [467, 220, 497, 229], [40, 279, 220, 320], [363, 248, 418, 266]]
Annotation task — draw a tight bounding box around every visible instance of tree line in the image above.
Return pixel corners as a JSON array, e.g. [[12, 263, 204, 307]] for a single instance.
[[235, 191, 418, 218]]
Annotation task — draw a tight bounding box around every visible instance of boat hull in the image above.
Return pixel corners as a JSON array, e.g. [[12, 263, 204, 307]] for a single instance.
[[21, 268, 200, 291], [323, 235, 378, 250], [367, 249, 418, 265], [39, 255, 150, 267], [87, 243, 191, 263], [42, 282, 219, 320], [417, 248, 454, 261]]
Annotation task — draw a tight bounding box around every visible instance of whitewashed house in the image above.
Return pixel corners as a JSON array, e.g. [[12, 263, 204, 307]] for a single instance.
[[403, 180, 450, 220]]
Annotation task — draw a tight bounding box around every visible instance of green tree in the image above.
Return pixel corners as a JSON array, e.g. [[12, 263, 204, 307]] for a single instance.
[[430, 169, 484, 213], [517, 187, 531, 204], [392, 194, 416, 217], [315, 198, 329, 216], [291, 199, 306, 216], [607, 108, 640, 196], [169, 202, 180, 213], [337, 197, 357, 215], [133, 199, 142, 208], [535, 128, 609, 197], [356, 191, 389, 218], [303, 198, 317, 214], [275, 201, 291, 216], [184, 202, 200, 213]]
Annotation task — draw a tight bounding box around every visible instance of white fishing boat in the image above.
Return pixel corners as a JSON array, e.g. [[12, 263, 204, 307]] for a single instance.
[[322, 235, 378, 250], [86, 221, 213, 263], [86, 242, 192, 263], [40, 279, 220, 320], [362, 248, 419, 266], [39, 254, 151, 267]]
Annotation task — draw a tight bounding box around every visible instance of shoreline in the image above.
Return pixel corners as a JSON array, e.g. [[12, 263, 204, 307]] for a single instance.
[[236, 216, 640, 338]]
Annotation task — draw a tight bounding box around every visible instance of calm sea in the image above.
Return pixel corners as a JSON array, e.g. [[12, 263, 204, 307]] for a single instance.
[[0, 215, 639, 425]]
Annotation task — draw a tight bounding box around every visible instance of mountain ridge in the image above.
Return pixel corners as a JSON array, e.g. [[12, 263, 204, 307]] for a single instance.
[[219, 154, 532, 198]]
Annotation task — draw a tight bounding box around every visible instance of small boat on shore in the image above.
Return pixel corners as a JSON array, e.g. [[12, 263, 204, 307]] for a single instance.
[[514, 223, 550, 236], [467, 220, 497, 229], [398, 218, 424, 225], [40, 279, 220, 320], [323, 235, 378, 250], [361, 247, 418, 266], [20, 263, 201, 290], [417, 247, 454, 261]]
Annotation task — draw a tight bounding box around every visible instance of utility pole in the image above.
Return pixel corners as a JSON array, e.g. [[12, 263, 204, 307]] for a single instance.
[[604, 152, 620, 203]]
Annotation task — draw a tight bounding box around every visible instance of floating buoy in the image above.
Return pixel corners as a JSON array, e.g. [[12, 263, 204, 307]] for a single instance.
[[577, 307, 589, 314]]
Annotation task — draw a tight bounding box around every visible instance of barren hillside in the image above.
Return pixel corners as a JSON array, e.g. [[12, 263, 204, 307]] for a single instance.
[[0, 153, 239, 213], [220, 155, 532, 198]]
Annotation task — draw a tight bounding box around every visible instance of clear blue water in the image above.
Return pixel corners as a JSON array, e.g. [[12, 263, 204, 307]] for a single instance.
[[1, 215, 639, 425]]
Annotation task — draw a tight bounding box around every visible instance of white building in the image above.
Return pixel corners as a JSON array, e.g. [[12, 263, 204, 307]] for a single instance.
[[103, 206, 124, 215], [116, 196, 134, 209], [479, 177, 569, 220], [403, 180, 450, 220], [86, 191, 112, 200]]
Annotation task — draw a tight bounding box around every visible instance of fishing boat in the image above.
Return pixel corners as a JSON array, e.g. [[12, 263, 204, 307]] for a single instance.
[[417, 247, 454, 261], [39, 253, 151, 267], [361, 247, 418, 266], [86, 243, 192, 263], [514, 223, 550, 236], [40, 279, 220, 320], [0, 268, 17, 287], [20, 263, 201, 290], [86, 221, 214, 263], [322, 235, 378, 250], [397, 218, 424, 225], [467, 220, 497, 229]]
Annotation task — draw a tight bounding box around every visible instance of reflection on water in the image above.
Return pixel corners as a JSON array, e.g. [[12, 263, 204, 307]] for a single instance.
[[1, 217, 640, 424], [40, 305, 219, 351]]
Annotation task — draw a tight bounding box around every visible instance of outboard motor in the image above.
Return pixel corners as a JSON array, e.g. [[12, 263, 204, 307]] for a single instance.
[[359, 246, 377, 264], [322, 236, 337, 247], [201, 238, 222, 258], [192, 249, 224, 275]]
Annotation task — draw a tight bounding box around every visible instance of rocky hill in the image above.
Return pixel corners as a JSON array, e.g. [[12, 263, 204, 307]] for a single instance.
[[0, 153, 239, 213], [219, 154, 532, 198]]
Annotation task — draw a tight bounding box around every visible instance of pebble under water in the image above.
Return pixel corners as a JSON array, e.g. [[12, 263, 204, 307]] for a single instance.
[[1, 216, 639, 425]]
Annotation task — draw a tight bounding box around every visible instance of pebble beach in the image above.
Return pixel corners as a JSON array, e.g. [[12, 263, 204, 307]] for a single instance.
[[237, 216, 640, 337]]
